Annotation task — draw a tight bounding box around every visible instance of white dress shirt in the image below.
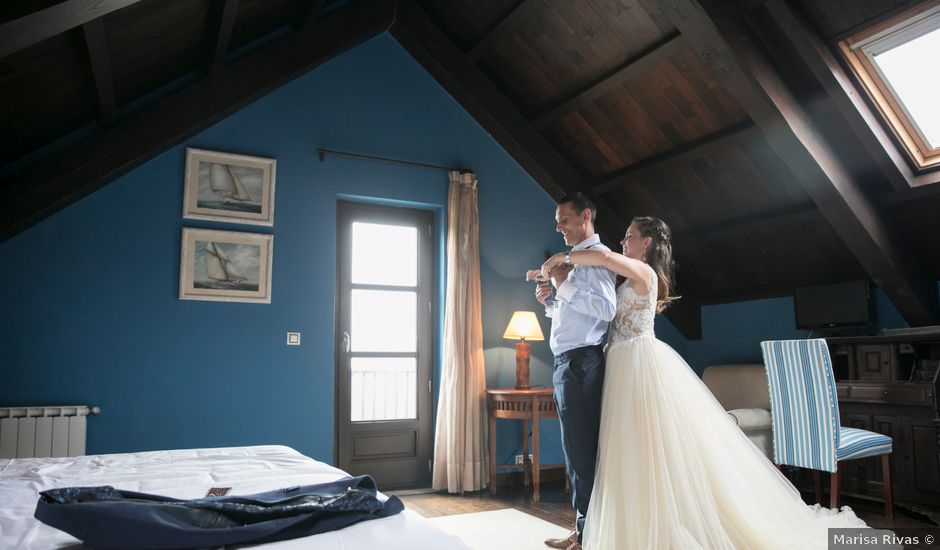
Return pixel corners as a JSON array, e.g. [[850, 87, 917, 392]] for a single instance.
[[544, 234, 617, 355]]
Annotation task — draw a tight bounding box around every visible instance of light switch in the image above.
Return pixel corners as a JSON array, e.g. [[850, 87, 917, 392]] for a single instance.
[[286, 332, 301, 346]]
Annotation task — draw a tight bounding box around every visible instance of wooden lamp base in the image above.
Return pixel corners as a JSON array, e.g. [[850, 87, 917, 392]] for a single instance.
[[514, 341, 531, 389]]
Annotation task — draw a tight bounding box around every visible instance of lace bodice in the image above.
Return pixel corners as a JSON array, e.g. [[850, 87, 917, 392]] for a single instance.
[[608, 272, 657, 343]]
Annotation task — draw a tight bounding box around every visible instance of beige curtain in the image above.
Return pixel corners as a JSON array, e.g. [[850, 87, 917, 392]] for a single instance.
[[432, 171, 488, 493]]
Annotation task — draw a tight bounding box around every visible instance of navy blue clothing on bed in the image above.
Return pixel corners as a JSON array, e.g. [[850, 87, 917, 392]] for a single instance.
[[34, 475, 403, 550]]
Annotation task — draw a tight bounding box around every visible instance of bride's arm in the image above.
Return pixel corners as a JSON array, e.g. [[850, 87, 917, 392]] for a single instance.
[[543, 250, 655, 294]]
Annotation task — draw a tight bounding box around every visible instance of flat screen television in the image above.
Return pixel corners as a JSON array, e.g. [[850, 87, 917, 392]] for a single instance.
[[794, 280, 873, 331]]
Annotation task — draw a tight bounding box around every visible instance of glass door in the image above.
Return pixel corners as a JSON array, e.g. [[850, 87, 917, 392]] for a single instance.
[[335, 201, 433, 489]]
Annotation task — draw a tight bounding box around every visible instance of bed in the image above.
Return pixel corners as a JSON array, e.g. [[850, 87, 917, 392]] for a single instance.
[[0, 444, 469, 550]]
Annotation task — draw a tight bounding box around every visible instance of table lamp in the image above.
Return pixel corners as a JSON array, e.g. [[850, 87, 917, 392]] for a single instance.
[[502, 311, 545, 389]]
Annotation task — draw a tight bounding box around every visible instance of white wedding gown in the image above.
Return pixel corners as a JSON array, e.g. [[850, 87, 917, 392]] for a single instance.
[[582, 273, 868, 549]]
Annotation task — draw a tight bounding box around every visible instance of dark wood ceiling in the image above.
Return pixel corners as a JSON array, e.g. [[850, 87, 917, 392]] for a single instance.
[[2, 0, 939, 339]]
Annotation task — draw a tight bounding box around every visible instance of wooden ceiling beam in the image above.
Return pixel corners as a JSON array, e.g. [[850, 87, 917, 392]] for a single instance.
[[467, 0, 538, 63], [0, 0, 143, 58], [661, 296, 703, 341], [658, 0, 939, 325], [629, 182, 934, 245], [0, 0, 393, 242], [79, 19, 117, 127], [391, 0, 703, 339], [828, 0, 934, 44], [624, 188, 936, 253], [203, 0, 240, 75], [757, 0, 940, 190], [697, 278, 863, 305], [673, 202, 820, 246], [391, 0, 634, 243], [593, 120, 759, 195], [290, 0, 327, 31], [879, 179, 940, 205], [531, 31, 683, 130], [392, 1, 588, 208]]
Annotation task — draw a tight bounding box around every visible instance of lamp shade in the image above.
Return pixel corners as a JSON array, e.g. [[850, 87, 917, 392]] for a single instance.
[[502, 311, 545, 341]]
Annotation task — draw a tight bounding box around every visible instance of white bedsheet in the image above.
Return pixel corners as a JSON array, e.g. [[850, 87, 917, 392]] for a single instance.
[[0, 445, 468, 550]]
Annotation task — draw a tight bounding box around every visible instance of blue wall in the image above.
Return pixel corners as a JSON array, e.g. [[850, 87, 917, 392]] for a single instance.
[[0, 34, 580, 466], [683, 287, 914, 375]]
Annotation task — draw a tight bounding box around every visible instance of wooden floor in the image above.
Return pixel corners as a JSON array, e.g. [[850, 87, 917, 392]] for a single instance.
[[399, 478, 940, 532], [398, 479, 575, 529]]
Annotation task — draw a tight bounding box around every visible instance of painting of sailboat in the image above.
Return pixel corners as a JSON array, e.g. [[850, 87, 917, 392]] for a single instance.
[[180, 228, 273, 303], [195, 240, 258, 291], [183, 148, 276, 226], [198, 163, 263, 213]]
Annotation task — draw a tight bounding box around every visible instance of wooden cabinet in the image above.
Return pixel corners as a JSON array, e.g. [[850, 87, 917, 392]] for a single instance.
[[838, 402, 910, 500], [853, 344, 898, 380], [827, 334, 940, 508], [908, 416, 940, 502]]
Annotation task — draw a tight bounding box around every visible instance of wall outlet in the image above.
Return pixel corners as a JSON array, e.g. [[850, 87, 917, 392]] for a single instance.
[[514, 454, 533, 465]]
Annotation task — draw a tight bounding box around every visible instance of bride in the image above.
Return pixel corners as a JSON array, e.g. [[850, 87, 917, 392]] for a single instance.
[[535, 216, 868, 549]]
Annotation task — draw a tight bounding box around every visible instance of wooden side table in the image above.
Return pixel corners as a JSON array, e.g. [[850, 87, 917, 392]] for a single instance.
[[486, 388, 563, 502]]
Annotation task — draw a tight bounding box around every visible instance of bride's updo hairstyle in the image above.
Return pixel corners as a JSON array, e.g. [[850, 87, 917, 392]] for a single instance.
[[631, 216, 679, 312]]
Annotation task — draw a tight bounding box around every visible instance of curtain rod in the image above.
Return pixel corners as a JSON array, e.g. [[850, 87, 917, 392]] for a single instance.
[[316, 148, 469, 173]]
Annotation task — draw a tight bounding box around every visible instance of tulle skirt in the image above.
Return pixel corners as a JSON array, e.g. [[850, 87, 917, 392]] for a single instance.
[[582, 336, 867, 550]]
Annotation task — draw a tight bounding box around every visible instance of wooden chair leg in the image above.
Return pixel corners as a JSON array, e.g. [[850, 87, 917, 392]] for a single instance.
[[814, 470, 823, 504], [830, 468, 841, 509], [882, 454, 894, 522]]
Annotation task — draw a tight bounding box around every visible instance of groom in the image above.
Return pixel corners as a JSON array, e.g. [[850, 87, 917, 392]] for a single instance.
[[534, 193, 616, 550]]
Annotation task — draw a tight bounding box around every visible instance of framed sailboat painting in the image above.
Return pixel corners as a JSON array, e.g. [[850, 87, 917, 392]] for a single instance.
[[183, 148, 276, 226], [179, 228, 274, 303]]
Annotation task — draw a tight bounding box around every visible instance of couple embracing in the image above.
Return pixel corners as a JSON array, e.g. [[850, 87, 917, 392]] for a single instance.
[[528, 194, 867, 550]]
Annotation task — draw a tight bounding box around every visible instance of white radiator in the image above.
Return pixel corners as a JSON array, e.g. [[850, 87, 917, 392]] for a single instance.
[[0, 405, 98, 459]]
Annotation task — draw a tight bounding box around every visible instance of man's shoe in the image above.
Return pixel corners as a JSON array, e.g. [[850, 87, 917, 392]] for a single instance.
[[565, 542, 582, 550], [545, 530, 578, 549]]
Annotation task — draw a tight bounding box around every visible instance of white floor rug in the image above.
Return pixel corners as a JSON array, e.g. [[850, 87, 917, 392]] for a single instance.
[[427, 508, 571, 550]]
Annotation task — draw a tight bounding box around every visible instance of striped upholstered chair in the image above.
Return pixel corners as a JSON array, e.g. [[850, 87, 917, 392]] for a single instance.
[[760, 339, 894, 521]]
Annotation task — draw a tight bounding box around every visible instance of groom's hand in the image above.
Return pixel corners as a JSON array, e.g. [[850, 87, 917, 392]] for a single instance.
[[535, 280, 553, 306], [526, 269, 547, 282], [550, 264, 572, 288]]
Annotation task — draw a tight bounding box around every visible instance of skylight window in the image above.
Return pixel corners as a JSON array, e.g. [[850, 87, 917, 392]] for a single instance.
[[839, 2, 940, 170], [872, 28, 940, 148]]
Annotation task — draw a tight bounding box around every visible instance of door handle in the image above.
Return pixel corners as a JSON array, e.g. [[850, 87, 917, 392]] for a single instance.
[[342, 331, 351, 353]]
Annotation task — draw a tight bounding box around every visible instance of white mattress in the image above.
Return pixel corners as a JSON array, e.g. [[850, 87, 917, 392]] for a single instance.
[[0, 445, 468, 550]]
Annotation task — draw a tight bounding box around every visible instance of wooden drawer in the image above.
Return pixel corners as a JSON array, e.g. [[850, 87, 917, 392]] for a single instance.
[[837, 383, 934, 405], [836, 384, 851, 399]]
